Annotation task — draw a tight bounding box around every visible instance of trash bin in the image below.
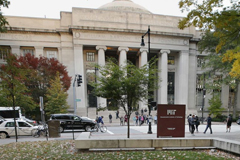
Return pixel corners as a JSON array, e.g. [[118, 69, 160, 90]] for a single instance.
[[48, 120, 60, 138]]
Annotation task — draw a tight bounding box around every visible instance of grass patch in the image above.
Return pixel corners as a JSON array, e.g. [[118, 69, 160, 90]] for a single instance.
[[0, 140, 239, 160]]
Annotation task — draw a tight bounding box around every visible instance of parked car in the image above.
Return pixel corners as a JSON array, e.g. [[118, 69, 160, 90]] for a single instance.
[[0, 119, 38, 139], [49, 114, 96, 133]]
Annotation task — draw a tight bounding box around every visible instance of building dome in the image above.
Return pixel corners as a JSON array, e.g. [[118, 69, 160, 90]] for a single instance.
[[98, 0, 151, 14]]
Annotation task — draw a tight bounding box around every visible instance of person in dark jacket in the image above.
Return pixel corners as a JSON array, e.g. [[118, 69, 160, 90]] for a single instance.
[[195, 115, 200, 132], [109, 113, 112, 123], [203, 114, 212, 134], [226, 114, 232, 132], [190, 115, 196, 135]]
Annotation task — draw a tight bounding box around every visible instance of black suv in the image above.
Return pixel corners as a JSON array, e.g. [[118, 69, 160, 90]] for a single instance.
[[49, 114, 96, 133]]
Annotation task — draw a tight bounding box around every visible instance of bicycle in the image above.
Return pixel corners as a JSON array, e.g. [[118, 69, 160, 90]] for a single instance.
[[32, 125, 48, 138], [94, 123, 107, 133]]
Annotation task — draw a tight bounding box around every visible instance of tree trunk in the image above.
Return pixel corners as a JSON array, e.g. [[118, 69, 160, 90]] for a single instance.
[[12, 93, 18, 142], [127, 115, 130, 138], [233, 81, 239, 119]]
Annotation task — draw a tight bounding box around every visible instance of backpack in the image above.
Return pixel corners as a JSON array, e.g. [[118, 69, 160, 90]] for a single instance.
[[228, 116, 232, 123]]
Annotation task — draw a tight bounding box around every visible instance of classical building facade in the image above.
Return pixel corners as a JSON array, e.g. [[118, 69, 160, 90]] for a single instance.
[[0, 0, 239, 117]]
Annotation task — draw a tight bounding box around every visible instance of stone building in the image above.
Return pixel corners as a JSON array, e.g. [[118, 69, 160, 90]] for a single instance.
[[0, 0, 239, 118]]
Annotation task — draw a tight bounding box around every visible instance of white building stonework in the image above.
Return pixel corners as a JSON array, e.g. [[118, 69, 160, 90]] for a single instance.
[[0, 0, 239, 118]]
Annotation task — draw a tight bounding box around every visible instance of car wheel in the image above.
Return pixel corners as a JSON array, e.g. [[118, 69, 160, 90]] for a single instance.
[[85, 125, 91, 132], [0, 132, 7, 139], [59, 126, 64, 133]]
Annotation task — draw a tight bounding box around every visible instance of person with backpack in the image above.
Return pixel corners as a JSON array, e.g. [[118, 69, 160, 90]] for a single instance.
[[195, 115, 200, 132], [226, 114, 232, 132], [190, 115, 196, 135]]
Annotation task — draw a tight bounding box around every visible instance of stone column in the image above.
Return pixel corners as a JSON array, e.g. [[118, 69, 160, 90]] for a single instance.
[[11, 45, 20, 56], [158, 50, 170, 104], [176, 51, 189, 106], [221, 84, 229, 109], [74, 44, 87, 116], [139, 47, 148, 111], [118, 47, 129, 67], [35, 46, 44, 58], [58, 47, 62, 63], [96, 46, 107, 108]]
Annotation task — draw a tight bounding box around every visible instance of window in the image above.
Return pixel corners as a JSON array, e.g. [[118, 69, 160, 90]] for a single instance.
[[22, 49, 34, 56], [86, 52, 95, 62], [0, 46, 11, 60], [18, 122, 31, 127], [197, 56, 205, 68], [46, 51, 57, 59], [168, 56, 175, 65], [5, 122, 15, 127]]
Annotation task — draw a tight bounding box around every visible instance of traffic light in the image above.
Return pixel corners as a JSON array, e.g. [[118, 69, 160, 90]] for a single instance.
[[77, 75, 82, 87]]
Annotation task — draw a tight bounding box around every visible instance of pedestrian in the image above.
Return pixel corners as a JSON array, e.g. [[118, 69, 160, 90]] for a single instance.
[[109, 113, 112, 123], [203, 114, 212, 134], [190, 115, 196, 135], [187, 114, 192, 133], [133, 116, 136, 125], [135, 115, 138, 125], [195, 115, 200, 132], [237, 114, 240, 125], [124, 115, 128, 125], [116, 110, 119, 119], [154, 114, 157, 124], [226, 114, 232, 132], [120, 116, 123, 125]]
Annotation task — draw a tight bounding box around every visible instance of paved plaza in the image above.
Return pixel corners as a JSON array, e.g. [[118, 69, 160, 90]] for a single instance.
[[0, 122, 239, 146]]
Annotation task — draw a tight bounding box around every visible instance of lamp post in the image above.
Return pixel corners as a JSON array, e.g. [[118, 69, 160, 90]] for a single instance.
[[141, 26, 150, 61], [141, 26, 152, 134], [201, 73, 206, 124]]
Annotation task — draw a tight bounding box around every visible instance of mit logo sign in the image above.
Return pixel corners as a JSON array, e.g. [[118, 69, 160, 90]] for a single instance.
[[167, 110, 176, 115]]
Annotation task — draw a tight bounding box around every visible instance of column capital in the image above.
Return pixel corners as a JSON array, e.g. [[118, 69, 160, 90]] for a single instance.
[[160, 49, 170, 54], [118, 46, 129, 52], [96, 46, 107, 51], [140, 47, 148, 53]]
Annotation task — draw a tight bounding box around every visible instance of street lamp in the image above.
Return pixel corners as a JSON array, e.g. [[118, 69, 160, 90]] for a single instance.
[[201, 73, 206, 124], [141, 26, 152, 134], [141, 26, 150, 61]]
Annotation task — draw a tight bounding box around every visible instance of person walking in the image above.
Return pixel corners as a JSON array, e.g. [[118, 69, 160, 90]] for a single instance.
[[109, 113, 112, 123], [226, 114, 232, 132], [120, 116, 124, 126], [203, 114, 212, 134], [190, 115, 196, 135], [195, 115, 200, 132], [135, 115, 138, 126], [187, 114, 192, 133], [116, 110, 119, 119]]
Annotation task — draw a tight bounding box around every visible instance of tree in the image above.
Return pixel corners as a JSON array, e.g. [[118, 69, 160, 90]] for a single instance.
[[45, 72, 69, 117], [0, 0, 10, 32], [91, 58, 159, 138], [0, 53, 35, 142], [178, 0, 240, 78], [16, 53, 71, 119], [208, 96, 224, 118], [199, 31, 239, 118]]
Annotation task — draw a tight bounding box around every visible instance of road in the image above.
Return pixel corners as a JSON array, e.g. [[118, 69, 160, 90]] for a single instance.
[[1, 123, 240, 146]]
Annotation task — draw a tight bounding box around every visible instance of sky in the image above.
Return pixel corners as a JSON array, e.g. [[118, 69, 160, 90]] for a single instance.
[[1, 0, 188, 19]]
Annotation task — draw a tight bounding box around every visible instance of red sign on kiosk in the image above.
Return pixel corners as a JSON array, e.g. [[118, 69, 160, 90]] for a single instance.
[[157, 104, 185, 137]]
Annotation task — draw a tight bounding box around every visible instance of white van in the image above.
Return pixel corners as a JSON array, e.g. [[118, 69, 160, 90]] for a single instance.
[[0, 106, 22, 120]]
